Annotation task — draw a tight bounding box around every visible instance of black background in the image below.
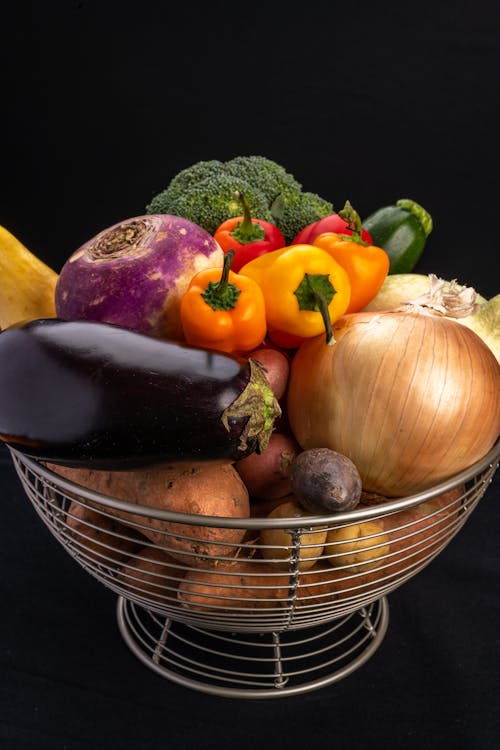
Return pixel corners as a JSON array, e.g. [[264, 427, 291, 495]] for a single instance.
[[1, 1, 499, 749]]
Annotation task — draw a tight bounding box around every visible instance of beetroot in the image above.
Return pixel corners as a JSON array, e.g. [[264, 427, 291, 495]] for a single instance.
[[55, 214, 223, 340]]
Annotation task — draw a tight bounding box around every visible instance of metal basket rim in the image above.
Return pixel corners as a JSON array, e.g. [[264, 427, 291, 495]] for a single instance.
[[9, 439, 500, 530]]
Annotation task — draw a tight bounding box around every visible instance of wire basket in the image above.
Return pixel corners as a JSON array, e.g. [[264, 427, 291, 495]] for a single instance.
[[9, 442, 500, 698]]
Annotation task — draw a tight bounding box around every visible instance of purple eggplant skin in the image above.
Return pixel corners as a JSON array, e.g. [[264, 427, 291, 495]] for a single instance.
[[0, 319, 280, 469]]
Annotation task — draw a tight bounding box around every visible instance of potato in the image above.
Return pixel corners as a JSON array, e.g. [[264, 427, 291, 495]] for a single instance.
[[65, 501, 146, 566], [118, 546, 183, 604], [48, 462, 250, 568], [259, 499, 327, 571], [248, 347, 290, 401], [235, 432, 301, 500], [322, 486, 464, 597], [378, 486, 463, 575], [324, 520, 390, 572]]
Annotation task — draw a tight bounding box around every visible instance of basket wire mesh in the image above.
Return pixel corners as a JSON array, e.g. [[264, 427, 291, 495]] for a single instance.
[[9, 441, 499, 697]]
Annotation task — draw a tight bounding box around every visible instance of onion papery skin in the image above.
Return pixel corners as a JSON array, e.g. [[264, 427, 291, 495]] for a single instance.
[[287, 309, 500, 497]]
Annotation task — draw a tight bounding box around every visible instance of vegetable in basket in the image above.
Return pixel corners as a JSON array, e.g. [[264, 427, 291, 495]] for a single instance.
[[54, 214, 224, 341], [363, 273, 500, 363], [213, 192, 286, 273], [146, 155, 333, 244], [0, 318, 281, 468], [50, 460, 250, 568], [239, 244, 351, 344], [0, 224, 58, 330], [179, 249, 267, 354], [287, 283, 500, 497], [291, 209, 373, 245], [310, 201, 390, 313], [362, 198, 433, 274]]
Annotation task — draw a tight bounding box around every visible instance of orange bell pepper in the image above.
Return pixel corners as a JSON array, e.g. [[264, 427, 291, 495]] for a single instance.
[[312, 201, 390, 313], [180, 250, 267, 354]]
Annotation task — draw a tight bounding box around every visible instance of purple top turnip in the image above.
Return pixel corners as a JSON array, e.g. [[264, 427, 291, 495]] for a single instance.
[[55, 214, 224, 340]]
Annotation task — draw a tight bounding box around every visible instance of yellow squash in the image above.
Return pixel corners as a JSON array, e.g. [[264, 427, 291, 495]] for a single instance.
[[0, 225, 58, 330]]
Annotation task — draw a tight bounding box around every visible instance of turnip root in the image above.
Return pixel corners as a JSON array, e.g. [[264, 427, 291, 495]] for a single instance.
[[55, 214, 223, 341]]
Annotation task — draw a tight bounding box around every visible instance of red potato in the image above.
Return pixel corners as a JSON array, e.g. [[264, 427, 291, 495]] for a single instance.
[[235, 432, 301, 500], [248, 347, 290, 401]]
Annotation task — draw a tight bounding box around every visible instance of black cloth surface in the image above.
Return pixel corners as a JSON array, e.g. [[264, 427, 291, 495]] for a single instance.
[[1, 2, 499, 748]]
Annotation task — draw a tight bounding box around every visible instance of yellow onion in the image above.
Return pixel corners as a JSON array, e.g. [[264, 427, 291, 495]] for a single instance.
[[287, 307, 500, 497]]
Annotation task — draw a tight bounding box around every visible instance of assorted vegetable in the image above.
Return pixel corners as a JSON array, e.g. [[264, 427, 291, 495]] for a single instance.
[[50, 461, 250, 568], [288, 448, 362, 514], [0, 224, 59, 330], [180, 249, 267, 354], [362, 198, 433, 274], [292, 209, 373, 245], [287, 302, 500, 496], [146, 155, 333, 243], [213, 191, 286, 272], [0, 318, 280, 467], [364, 272, 500, 362], [311, 201, 390, 313], [1, 154, 499, 615], [239, 243, 351, 342], [55, 214, 224, 341]]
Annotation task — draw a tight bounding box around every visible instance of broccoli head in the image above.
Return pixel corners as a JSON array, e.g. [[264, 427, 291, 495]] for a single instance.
[[159, 173, 274, 235], [224, 155, 302, 203], [273, 191, 334, 244], [146, 159, 225, 214], [145, 155, 333, 241]]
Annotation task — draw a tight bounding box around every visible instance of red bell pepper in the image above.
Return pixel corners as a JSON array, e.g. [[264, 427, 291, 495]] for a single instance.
[[292, 202, 373, 245], [213, 191, 285, 273]]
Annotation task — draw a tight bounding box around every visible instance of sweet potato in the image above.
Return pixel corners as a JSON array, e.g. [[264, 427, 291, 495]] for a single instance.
[[178, 558, 343, 612], [177, 559, 291, 611], [65, 500, 146, 566], [48, 461, 250, 568], [118, 546, 184, 605]]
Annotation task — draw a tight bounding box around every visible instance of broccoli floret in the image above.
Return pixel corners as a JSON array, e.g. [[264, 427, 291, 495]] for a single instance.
[[273, 191, 334, 244], [224, 155, 302, 203], [146, 159, 225, 213], [160, 173, 274, 235]]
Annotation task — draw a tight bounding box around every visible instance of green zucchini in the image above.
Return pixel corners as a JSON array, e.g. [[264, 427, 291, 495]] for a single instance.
[[363, 198, 433, 274]]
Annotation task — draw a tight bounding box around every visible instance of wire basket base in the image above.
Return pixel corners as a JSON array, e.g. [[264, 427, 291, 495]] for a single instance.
[[116, 595, 389, 699]]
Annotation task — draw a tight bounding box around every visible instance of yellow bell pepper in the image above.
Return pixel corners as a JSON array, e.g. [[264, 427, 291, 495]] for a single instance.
[[239, 244, 351, 344]]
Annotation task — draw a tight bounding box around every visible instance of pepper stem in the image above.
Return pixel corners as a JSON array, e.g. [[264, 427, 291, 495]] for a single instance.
[[314, 292, 335, 345], [338, 200, 364, 243], [230, 192, 265, 244], [293, 273, 336, 345], [201, 250, 241, 311]]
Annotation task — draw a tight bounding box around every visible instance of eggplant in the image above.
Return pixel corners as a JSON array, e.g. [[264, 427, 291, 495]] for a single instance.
[[0, 319, 281, 468]]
